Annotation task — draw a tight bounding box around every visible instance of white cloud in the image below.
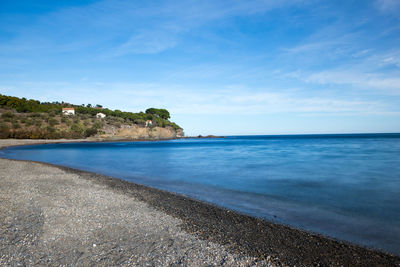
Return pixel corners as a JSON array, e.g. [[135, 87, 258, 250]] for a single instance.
[[111, 32, 178, 56], [376, 0, 400, 13], [304, 70, 400, 94], [1, 81, 394, 116]]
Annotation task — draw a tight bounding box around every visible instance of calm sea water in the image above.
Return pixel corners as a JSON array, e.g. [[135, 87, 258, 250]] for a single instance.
[[1, 134, 400, 255]]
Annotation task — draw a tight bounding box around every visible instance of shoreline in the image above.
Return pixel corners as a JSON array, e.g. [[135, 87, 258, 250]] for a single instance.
[[0, 137, 182, 149], [0, 136, 226, 150], [1, 139, 400, 266]]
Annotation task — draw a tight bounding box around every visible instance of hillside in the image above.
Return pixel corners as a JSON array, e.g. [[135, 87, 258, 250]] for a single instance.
[[0, 94, 184, 140]]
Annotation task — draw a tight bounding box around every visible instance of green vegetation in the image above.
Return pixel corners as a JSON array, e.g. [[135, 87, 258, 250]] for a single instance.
[[145, 108, 170, 120], [0, 94, 182, 139]]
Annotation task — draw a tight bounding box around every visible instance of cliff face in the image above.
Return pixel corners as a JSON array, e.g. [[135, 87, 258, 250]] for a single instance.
[[101, 124, 184, 140]]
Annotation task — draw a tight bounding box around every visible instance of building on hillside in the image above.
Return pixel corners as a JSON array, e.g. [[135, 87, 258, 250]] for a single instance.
[[145, 120, 153, 127], [96, 112, 106, 119], [62, 108, 75, 115]]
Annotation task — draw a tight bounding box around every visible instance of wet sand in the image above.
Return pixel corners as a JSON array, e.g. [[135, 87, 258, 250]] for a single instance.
[[1, 139, 399, 266]]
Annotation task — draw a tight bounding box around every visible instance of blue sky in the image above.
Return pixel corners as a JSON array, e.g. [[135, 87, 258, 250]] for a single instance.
[[1, 0, 400, 135]]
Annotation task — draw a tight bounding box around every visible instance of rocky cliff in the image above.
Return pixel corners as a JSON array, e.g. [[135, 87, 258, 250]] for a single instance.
[[101, 124, 184, 140]]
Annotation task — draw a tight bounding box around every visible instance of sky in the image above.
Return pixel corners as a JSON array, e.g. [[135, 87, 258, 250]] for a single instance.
[[0, 0, 400, 136]]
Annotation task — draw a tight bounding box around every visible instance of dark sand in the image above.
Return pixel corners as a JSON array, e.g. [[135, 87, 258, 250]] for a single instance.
[[1, 139, 399, 266]]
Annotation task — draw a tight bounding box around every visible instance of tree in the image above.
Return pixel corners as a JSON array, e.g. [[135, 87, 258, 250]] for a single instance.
[[145, 108, 170, 120]]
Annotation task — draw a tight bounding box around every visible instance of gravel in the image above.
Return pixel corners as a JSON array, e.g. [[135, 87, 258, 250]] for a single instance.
[[0, 140, 272, 266], [1, 139, 399, 266]]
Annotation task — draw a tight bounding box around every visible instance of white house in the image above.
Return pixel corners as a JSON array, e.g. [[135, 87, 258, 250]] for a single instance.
[[62, 108, 75, 115], [96, 112, 106, 118], [145, 120, 153, 127]]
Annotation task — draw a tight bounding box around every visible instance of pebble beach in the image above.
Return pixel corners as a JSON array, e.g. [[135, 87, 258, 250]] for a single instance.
[[1, 139, 399, 266]]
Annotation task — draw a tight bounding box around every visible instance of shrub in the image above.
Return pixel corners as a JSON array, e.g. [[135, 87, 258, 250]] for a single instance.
[[92, 121, 103, 129], [12, 122, 20, 129], [0, 122, 10, 138], [48, 118, 59, 126], [49, 109, 59, 116], [81, 114, 90, 120], [34, 119, 42, 127], [70, 123, 84, 138], [29, 113, 41, 118], [1, 112, 15, 119], [134, 119, 145, 125], [85, 127, 98, 137], [46, 126, 55, 133]]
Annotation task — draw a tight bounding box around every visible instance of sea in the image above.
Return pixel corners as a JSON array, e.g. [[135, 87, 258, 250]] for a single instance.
[[1, 133, 400, 255]]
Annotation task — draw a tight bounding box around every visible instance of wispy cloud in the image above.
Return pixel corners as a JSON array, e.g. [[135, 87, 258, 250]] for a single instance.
[[300, 69, 400, 95], [1, 81, 396, 116], [0, 0, 308, 58], [375, 0, 400, 14], [111, 32, 178, 56]]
